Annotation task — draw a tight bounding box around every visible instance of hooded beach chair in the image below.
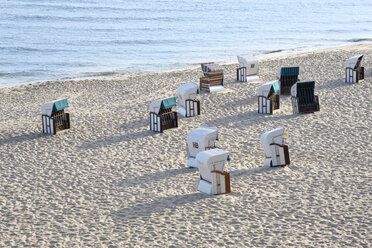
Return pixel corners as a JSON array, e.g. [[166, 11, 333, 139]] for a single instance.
[[177, 82, 200, 118], [186, 126, 219, 168], [236, 55, 259, 82], [149, 97, 178, 132], [257, 80, 280, 114], [278, 67, 300, 95], [291, 81, 320, 114], [42, 98, 70, 135], [260, 127, 290, 167], [197, 148, 231, 195], [345, 55, 364, 83], [200, 62, 224, 92]]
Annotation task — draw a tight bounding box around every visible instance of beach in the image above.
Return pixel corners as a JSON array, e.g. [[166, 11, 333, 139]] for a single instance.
[[0, 43, 371, 247]]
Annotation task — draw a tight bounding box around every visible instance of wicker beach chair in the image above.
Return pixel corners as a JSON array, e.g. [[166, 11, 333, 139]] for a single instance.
[[186, 126, 219, 168], [42, 98, 70, 135], [200, 62, 224, 92], [177, 82, 200, 118], [260, 127, 290, 167], [149, 97, 178, 132], [236, 56, 259, 82], [291, 81, 320, 114], [278, 67, 300, 95], [345, 55, 364, 83], [257, 80, 280, 114], [197, 148, 231, 195]]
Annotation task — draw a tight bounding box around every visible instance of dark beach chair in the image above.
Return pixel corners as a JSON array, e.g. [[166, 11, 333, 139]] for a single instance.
[[291, 81, 320, 114]]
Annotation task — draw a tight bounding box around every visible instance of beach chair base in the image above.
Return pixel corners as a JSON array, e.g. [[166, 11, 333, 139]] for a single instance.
[[291, 96, 320, 114], [42, 111, 70, 135], [258, 94, 280, 114], [198, 171, 231, 195], [150, 111, 178, 132], [345, 67, 364, 83]]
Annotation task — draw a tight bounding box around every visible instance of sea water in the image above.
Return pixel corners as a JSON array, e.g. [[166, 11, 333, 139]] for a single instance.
[[1, 0, 371, 87]]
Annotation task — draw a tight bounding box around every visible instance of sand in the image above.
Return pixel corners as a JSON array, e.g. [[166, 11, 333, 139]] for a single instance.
[[0, 43, 371, 247]]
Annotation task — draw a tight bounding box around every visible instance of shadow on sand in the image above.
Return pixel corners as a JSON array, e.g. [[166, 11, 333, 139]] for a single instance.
[[117, 167, 197, 187], [111, 192, 209, 220], [0, 131, 45, 146], [80, 129, 156, 149]]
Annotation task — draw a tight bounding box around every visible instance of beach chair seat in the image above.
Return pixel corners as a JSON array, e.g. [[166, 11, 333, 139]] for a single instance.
[[197, 148, 231, 195], [345, 55, 364, 83], [257, 80, 280, 114], [149, 97, 178, 132], [186, 126, 219, 168], [278, 67, 300, 95], [261, 127, 290, 167], [200, 62, 224, 93], [291, 81, 320, 114], [177, 82, 200, 117], [236, 56, 259, 82], [42, 98, 70, 135]]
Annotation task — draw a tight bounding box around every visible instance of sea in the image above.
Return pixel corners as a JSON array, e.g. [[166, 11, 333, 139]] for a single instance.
[[1, 0, 371, 88]]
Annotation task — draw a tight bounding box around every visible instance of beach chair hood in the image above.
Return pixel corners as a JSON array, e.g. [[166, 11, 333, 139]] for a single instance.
[[187, 126, 218, 155], [177, 82, 198, 108], [277, 67, 300, 78], [260, 127, 287, 157], [41, 98, 68, 117], [196, 148, 229, 183], [258, 80, 280, 97], [202, 63, 223, 72], [149, 97, 176, 114], [345, 55, 363, 69], [237, 55, 258, 68], [291, 81, 315, 97]]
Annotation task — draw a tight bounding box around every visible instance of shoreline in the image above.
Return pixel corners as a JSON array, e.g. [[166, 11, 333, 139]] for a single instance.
[[1, 41, 371, 89]]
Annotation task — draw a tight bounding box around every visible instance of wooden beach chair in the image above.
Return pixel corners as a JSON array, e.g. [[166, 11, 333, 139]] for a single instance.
[[200, 62, 224, 93], [260, 127, 290, 167], [257, 80, 280, 114], [345, 55, 364, 83], [197, 148, 231, 195], [177, 82, 200, 118], [186, 126, 219, 168], [42, 98, 70, 135], [278, 67, 300, 95], [149, 97, 178, 132], [291, 81, 320, 114], [236, 56, 259, 82]]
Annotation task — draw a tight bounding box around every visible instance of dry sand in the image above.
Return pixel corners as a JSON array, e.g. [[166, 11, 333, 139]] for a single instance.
[[0, 43, 371, 247]]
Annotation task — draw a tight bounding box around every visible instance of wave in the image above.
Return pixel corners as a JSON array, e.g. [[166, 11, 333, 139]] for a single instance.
[[264, 49, 283, 54], [9, 14, 184, 23], [347, 38, 372, 43]]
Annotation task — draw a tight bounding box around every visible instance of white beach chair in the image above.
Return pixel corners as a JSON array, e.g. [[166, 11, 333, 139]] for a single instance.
[[177, 82, 200, 118], [236, 56, 259, 82], [260, 127, 290, 167], [197, 148, 231, 195], [345, 55, 364, 83], [42, 98, 70, 135], [186, 126, 219, 168], [257, 80, 280, 114], [149, 97, 178, 132]]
